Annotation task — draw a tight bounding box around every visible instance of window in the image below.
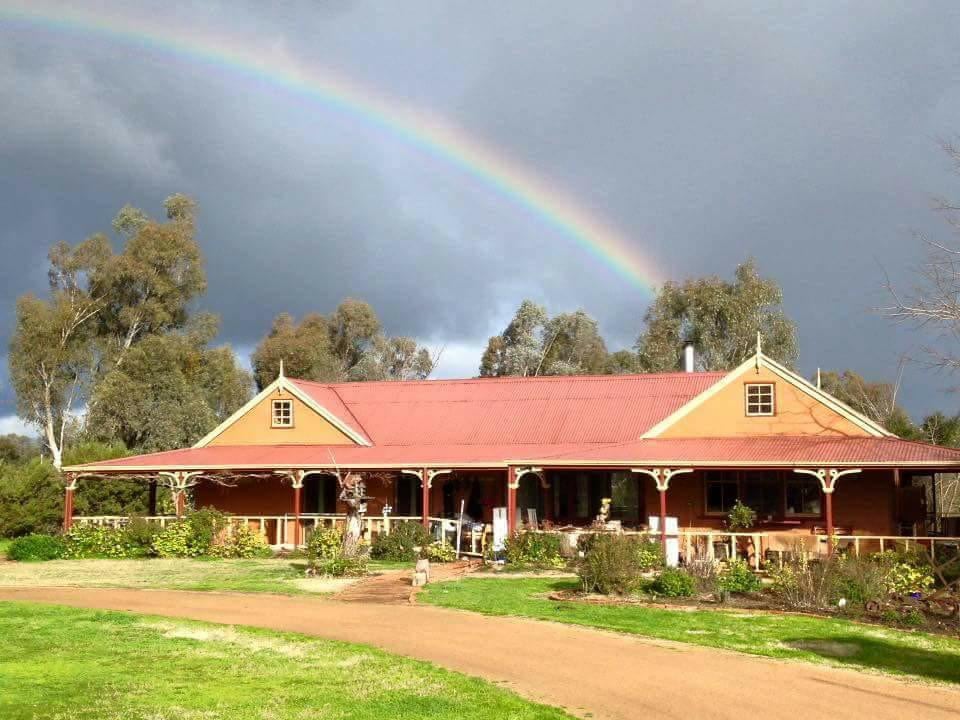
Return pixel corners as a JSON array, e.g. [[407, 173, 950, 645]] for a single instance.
[[741, 471, 781, 519], [745, 383, 775, 416], [705, 471, 738, 514], [786, 476, 822, 516], [610, 471, 641, 525], [271, 399, 294, 427]]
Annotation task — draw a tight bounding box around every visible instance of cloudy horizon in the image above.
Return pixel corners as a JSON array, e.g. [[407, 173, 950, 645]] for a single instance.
[[3, 1, 960, 437]]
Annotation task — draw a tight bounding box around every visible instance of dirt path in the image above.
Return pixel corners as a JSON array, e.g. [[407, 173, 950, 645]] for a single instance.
[[336, 561, 476, 604], [2, 587, 959, 720]]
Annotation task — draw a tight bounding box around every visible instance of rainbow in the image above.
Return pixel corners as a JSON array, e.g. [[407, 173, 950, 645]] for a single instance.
[[0, 2, 665, 292]]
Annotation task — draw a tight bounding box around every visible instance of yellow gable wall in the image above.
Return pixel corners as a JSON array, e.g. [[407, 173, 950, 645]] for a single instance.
[[207, 389, 357, 446], [658, 366, 873, 438]]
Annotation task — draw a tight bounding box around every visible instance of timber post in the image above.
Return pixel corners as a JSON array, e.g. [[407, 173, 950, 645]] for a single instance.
[[421, 466, 430, 528], [507, 466, 519, 533], [631, 468, 693, 557], [63, 473, 79, 531], [795, 467, 861, 556], [291, 470, 305, 548]]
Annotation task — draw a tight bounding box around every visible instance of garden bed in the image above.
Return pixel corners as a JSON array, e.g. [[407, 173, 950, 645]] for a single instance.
[[543, 587, 960, 636]]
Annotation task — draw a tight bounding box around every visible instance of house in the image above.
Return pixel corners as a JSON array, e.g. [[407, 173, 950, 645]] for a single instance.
[[66, 349, 960, 557]]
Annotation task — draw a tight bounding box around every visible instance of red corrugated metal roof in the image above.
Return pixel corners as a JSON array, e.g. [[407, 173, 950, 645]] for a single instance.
[[533, 436, 960, 466], [290, 372, 725, 446], [68, 372, 960, 472], [74, 436, 960, 471]]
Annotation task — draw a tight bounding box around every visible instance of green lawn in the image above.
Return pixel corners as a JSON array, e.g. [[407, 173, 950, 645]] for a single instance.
[[0, 557, 361, 595], [0, 538, 10, 559], [0, 602, 568, 720], [0, 555, 414, 595], [420, 577, 960, 685]]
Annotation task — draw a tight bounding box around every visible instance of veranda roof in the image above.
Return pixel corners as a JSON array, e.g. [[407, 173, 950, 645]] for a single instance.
[[67, 435, 960, 473]]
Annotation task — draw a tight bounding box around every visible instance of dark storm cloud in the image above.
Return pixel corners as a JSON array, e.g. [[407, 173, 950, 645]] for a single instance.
[[3, 1, 960, 424]]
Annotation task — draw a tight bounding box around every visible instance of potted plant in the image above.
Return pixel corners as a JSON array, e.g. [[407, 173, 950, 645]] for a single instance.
[[726, 500, 757, 562]]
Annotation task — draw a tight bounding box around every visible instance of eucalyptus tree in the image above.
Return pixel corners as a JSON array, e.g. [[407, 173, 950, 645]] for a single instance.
[[9, 236, 112, 468], [252, 300, 434, 388], [635, 259, 797, 372], [480, 301, 611, 377]]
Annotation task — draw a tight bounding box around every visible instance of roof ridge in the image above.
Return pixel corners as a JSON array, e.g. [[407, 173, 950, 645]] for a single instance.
[[289, 371, 727, 390]]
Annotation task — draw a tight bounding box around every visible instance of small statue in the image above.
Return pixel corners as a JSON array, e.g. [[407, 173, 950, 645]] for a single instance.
[[597, 497, 612, 525]]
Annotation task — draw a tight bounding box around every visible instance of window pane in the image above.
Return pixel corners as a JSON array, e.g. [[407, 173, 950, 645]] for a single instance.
[[745, 384, 774, 415], [786, 478, 821, 515], [610, 472, 639, 524], [741, 471, 780, 518], [575, 474, 589, 518], [705, 471, 737, 514]]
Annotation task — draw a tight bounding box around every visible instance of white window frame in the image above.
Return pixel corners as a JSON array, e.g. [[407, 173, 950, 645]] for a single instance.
[[271, 399, 294, 428], [745, 383, 775, 417]]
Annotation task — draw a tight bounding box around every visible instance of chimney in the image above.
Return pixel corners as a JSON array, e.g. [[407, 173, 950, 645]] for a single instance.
[[683, 342, 695, 373]]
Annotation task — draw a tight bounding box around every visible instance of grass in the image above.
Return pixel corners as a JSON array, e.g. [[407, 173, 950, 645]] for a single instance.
[[420, 577, 960, 685], [0, 601, 569, 719], [0, 557, 332, 594], [0, 538, 10, 559], [0, 556, 416, 595]]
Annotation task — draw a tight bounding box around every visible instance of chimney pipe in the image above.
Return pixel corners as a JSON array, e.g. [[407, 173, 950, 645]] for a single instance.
[[684, 343, 695, 373]]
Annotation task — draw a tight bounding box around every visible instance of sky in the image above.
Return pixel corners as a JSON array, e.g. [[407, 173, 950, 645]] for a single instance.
[[2, 1, 960, 436]]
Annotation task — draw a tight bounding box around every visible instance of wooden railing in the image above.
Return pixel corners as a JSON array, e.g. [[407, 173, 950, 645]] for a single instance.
[[74, 514, 451, 549], [76, 516, 957, 565]]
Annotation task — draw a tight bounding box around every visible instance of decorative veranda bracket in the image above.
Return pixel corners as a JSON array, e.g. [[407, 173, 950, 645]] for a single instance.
[[275, 469, 306, 489], [157, 470, 204, 503], [630, 467, 693, 492], [511, 466, 546, 490], [63, 472, 80, 492], [793, 467, 862, 493], [427, 469, 453, 487], [400, 468, 425, 488]]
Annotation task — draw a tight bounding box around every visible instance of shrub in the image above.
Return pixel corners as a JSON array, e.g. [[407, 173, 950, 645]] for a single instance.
[[370, 521, 432, 561], [151, 521, 195, 558], [769, 557, 841, 610], [651, 567, 696, 597], [8, 534, 65, 561], [184, 509, 230, 556], [211, 523, 272, 559], [504, 531, 565, 568], [64, 525, 134, 559], [0, 442, 140, 538], [718, 559, 761, 594], [833, 555, 892, 605], [123, 516, 161, 550], [685, 558, 719, 595], [311, 554, 368, 577], [577, 534, 644, 595], [306, 527, 344, 563], [636, 539, 665, 572], [305, 526, 368, 577], [422, 541, 456, 563], [885, 559, 935, 596]]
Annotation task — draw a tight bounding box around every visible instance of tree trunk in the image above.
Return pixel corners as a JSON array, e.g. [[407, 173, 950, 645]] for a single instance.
[[43, 386, 63, 471], [339, 472, 367, 557], [343, 500, 362, 557]]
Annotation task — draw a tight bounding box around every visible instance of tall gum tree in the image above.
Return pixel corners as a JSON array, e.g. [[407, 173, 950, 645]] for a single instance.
[[9, 237, 112, 469], [636, 259, 798, 372]]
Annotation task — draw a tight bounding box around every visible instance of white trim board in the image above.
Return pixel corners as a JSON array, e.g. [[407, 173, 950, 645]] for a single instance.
[[642, 352, 892, 439], [193, 377, 371, 448]]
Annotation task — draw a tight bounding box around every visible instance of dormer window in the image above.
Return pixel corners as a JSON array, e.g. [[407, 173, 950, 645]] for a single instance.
[[745, 383, 775, 416], [272, 399, 294, 428]]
